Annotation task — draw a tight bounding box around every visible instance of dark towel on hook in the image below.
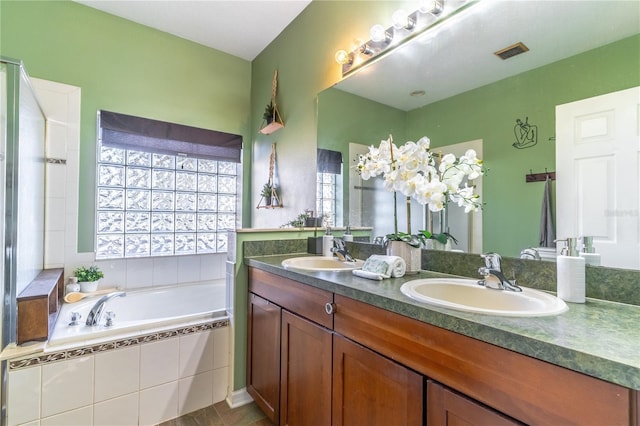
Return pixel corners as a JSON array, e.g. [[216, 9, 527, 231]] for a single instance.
[[539, 176, 555, 247]]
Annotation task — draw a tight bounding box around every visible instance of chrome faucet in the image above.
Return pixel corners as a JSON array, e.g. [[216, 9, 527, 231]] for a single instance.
[[477, 253, 522, 292], [520, 247, 541, 260], [86, 291, 126, 326], [332, 238, 355, 262]]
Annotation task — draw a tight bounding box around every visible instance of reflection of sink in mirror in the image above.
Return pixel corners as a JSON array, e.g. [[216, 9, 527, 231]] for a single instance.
[[400, 278, 568, 317], [282, 256, 365, 272]]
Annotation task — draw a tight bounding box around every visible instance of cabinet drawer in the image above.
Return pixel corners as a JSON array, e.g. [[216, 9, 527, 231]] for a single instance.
[[249, 268, 333, 329], [334, 294, 633, 426]]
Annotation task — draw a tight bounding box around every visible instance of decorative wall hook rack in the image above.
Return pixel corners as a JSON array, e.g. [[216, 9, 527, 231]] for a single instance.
[[526, 168, 555, 183]]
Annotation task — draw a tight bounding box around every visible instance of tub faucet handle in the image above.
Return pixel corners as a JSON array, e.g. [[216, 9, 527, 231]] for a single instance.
[[105, 311, 116, 327], [69, 312, 82, 326]]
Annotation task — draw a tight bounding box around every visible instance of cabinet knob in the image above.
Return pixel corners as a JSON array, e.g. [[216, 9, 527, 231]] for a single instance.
[[325, 302, 336, 315]]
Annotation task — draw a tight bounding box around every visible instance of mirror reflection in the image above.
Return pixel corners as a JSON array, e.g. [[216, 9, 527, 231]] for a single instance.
[[317, 0, 639, 269]]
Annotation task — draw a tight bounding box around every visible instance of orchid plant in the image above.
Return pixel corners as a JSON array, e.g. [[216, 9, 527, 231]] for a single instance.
[[356, 135, 484, 246]]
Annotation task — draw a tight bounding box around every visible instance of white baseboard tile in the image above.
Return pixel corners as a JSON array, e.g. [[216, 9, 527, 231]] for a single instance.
[[225, 388, 253, 409]]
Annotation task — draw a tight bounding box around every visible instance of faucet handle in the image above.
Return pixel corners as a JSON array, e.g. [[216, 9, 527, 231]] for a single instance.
[[481, 252, 502, 270], [69, 312, 82, 326], [105, 311, 116, 327]]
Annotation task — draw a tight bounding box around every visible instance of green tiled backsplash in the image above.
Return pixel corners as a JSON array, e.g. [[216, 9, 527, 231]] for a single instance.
[[243, 240, 640, 306]]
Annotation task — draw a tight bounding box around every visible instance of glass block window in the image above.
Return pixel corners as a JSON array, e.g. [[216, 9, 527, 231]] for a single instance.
[[317, 172, 337, 227], [96, 146, 238, 259]]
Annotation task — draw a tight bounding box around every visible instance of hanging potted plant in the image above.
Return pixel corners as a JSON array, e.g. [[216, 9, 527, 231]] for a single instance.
[[356, 135, 484, 273], [263, 102, 275, 125], [261, 182, 274, 206], [73, 265, 104, 293]]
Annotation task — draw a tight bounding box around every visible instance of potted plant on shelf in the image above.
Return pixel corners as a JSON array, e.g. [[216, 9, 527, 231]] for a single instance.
[[357, 135, 483, 273], [263, 102, 275, 124], [261, 182, 274, 206], [73, 265, 104, 293]]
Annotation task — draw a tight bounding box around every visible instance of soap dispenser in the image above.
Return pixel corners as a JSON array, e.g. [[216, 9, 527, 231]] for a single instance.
[[343, 225, 353, 242], [322, 227, 334, 257], [556, 237, 586, 303], [579, 236, 601, 266]]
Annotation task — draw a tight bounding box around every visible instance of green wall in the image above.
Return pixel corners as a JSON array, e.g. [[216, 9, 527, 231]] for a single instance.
[[317, 88, 406, 221], [0, 0, 252, 251], [407, 34, 640, 256], [249, 1, 403, 228]]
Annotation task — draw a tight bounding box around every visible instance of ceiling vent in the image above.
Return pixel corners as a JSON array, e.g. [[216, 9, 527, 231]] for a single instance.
[[494, 42, 529, 60]]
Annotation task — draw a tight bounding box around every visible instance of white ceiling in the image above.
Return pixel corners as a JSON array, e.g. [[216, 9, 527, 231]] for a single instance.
[[74, 0, 312, 60], [336, 1, 640, 111]]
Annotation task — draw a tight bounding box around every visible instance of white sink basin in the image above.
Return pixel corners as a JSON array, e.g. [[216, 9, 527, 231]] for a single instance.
[[282, 256, 365, 272], [400, 278, 568, 317]]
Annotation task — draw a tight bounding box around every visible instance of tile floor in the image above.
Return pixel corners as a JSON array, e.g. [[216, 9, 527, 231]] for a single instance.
[[159, 401, 273, 426]]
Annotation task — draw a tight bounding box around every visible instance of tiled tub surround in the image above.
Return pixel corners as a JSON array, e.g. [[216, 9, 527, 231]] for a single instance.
[[245, 252, 640, 391], [6, 320, 230, 426], [5, 280, 231, 425]]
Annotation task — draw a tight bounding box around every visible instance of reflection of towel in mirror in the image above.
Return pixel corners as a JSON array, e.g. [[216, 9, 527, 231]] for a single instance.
[[539, 176, 555, 247]]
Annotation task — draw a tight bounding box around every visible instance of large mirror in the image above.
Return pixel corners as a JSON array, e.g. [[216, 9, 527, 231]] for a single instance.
[[317, 0, 639, 269]]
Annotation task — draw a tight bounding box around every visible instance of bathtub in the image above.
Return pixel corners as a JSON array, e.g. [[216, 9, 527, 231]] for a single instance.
[[47, 281, 228, 349]]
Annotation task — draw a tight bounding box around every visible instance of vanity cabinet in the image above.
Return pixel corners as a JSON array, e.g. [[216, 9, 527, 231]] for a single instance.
[[332, 333, 423, 425], [248, 268, 425, 426], [248, 268, 636, 425], [427, 381, 522, 426], [247, 293, 281, 423]]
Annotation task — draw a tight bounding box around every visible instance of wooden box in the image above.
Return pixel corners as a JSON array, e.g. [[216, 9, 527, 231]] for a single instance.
[[17, 268, 64, 345]]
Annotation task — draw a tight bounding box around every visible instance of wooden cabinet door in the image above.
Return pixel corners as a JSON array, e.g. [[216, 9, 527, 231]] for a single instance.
[[333, 334, 424, 426], [427, 381, 522, 426], [280, 310, 332, 426], [247, 293, 281, 424]]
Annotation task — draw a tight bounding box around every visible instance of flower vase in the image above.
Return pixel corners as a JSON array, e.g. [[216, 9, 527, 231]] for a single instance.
[[386, 241, 421, 274]]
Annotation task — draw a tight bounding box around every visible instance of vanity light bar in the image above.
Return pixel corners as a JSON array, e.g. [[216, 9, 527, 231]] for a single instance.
[[336, 0, 481, 77]]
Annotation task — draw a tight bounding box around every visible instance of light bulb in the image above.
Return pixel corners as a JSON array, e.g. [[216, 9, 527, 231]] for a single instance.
[[392, 9, 415, 30], [418, 0, 443, 15], [334, 50, 351, 65], [370, 24, 390, 43]]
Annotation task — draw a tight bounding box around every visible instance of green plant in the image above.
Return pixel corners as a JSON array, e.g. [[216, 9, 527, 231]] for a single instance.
[[261, 182, 273, 198], [263, 102, 275, 123], [73, 266, 104, 282], [384, 230, 458, 248], [281, 211, 311, 228]]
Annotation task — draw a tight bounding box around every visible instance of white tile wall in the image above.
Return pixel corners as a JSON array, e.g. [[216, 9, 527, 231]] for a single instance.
[[41, 355, 94, 418], [93, 393, 139, 426], [139, 381, 179, 426], [179, 330, 214, 378], [94, 346, 140, 402], [178, 370, 214, 416], [7, 366, 41, 426], [140, 338, 179, 389], [6, 326, 230, 425], [41, 406, 93, 426]]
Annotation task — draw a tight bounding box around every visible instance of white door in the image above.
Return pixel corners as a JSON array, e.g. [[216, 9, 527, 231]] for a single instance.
[[556, 87, 640, 269]]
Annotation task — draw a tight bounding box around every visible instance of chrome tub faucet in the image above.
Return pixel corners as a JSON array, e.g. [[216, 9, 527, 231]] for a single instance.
[[86, 291, 126, 326]]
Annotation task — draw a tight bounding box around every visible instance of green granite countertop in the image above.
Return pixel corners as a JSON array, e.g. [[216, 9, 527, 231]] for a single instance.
[[246, 254, 640, 390]]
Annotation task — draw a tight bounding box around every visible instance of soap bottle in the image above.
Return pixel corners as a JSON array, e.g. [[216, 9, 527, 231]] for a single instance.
[[556, 237, 586, 303], [322, 227, 334, 257], [343, 225, 353, 242], [579, 236, 601, 266]]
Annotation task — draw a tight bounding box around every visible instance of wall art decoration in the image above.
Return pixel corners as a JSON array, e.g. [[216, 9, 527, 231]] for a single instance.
[[512, 117, 538, 149]]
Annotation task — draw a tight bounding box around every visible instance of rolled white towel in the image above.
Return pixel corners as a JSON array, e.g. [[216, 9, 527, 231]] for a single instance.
[[352, 269, 384, 280], [360, 255, 406, 278]]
